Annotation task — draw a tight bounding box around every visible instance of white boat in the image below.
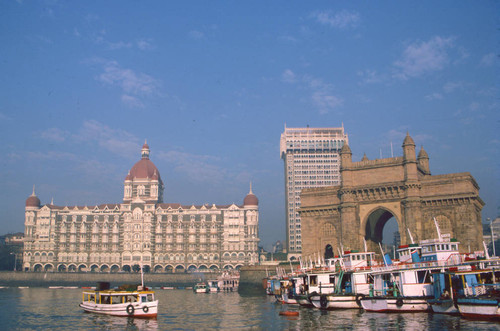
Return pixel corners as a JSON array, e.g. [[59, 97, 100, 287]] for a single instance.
[[300, 270, 337, 307], [457, 295, 500, 321], [313, 252, 376, 310], [207, 280, 220, 293], [361, 220, 468, 313], [455, 267, 500, 320], [79, 283, 158, 318], [217, 271, 239, 292], [193, 282, 208, 293]]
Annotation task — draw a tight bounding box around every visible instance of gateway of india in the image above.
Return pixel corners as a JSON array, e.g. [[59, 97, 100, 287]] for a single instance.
[[23, 142, 260, 272], [300, 133, 484, 258]]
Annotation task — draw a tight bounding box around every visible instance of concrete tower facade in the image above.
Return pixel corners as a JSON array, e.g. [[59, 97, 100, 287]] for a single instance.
[[280, 126, 348, 259]]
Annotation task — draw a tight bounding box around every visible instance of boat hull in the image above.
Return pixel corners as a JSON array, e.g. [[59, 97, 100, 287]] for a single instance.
[[79, 301, 158, 318], [457, 298, 500, 321], [310, 294, 361, 309], [295, 295, 314, 307], [361, 297, 430, 312], [276, 294, 298, 304], [427, 298, 459, 314]]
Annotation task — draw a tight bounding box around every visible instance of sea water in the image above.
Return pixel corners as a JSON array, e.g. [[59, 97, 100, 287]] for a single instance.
[[0, 287, 497, 330]]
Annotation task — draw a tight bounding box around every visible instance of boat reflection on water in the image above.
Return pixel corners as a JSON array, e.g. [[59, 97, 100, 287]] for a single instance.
[[88, 314, 158, 330]]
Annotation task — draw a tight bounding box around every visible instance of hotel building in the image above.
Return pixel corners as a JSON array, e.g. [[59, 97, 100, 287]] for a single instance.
[[23, 143, 260, 272], [280, 126, 348, 258]]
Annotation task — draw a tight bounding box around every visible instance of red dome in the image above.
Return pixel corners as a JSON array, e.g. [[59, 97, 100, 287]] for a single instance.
[[26, 194, 41, 207], [126, 158, 161, 180], [125, 142, 162, 181], [244, 192, 259, 206]]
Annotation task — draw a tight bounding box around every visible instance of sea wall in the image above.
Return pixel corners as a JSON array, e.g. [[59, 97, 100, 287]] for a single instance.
[[0, 264, 294, 291], [0, 271, 217, 288], [238, 264, 293, 294]]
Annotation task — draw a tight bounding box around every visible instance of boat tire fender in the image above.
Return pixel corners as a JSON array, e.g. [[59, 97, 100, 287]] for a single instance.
[[126, 304, 134, 315], [143, 306, 149, 313], [396, 298, 403, 307], [355, 294, 365, 305], [320, 294, 328, 309]]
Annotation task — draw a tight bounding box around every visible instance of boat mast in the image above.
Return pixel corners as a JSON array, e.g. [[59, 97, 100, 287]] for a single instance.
[[407, 228, 415, 244], [433, 217, 442, 240]]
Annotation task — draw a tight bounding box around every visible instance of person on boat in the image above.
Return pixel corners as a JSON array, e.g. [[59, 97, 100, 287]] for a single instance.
[[299, 284, 305, 295], [441, 289, 450, 299]]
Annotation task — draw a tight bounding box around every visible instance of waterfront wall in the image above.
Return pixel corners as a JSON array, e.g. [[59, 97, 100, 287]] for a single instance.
[[0, 271, 217, 288], [238, 264, 293, 294], [0, 264, 294, 292]]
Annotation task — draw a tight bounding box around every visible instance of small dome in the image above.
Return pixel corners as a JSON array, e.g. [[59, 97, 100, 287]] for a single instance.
[[244, 193, 259, 206], [243, 183, 259, 206], [340, 143, 352, 154], [418, 146, 429, 159], [403, 132, 415, 146], [26, 187, 40, 207]]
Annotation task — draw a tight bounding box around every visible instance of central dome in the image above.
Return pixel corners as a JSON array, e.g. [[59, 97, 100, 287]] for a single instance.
[[243, 183, 258, 206], [125, 142, 161, 181]]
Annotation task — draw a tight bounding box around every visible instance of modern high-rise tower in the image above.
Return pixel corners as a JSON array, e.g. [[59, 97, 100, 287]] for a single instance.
[[280, 126, 348, 258]]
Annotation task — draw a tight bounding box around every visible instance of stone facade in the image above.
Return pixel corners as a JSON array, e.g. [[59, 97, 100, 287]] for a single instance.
[[23, 143, 260, 272], [300, 133, 484, 258]]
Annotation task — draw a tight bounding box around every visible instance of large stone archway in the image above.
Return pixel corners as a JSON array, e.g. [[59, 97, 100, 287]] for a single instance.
[[300, 133, 484, 258], [363, 207, 400, 249]]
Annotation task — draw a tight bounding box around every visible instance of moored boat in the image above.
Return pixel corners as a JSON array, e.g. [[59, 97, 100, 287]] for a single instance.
[[456, 294, 500, 321], [455, 267, 500, 320], [193, 282, 208, 293], [79, 283, 158, 318], [207, 280, 220, 293], [313, 251, 375, 310]]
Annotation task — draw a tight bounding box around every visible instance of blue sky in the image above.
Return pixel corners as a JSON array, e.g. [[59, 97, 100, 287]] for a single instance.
[[0, 1, 498, 250]]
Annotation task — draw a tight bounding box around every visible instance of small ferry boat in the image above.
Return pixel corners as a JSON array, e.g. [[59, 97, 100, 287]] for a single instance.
[[312, 252, 375, 310], [361, 220, 466, 313], [79, 283, 158, 318], [298, 270, 336, 307], [217, 271, 240, 292], [193, 282, 208, 293], [207, 280, 220, 293]]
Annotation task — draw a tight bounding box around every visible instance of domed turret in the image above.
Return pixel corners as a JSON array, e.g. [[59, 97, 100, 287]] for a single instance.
[[340, 142, 352, 155], [403, 132, 415, 147], [418, 146, 430, 175], [123, 141, 164, 203], [243, 183, 259, 206], [126, 141, 161, 181], [418, 146, 429, 159], [26, 186, 41, 208]]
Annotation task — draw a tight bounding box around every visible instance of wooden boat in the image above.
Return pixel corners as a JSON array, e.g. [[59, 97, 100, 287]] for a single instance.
[[79, 283, 158, 318], [279, 310, 299, 316]]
